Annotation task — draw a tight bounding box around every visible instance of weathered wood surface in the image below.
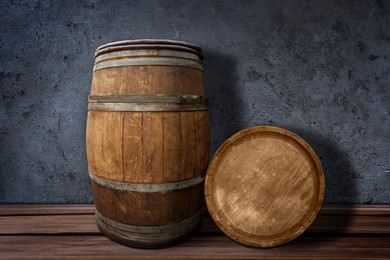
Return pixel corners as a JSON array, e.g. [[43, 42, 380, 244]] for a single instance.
[[0, 204, 390, 259], [1, 205, 389, 235], [86, 110, 209, 183], [205, 126, 325, 248], [86, 39, 209, 247], [1, 235, 389, 259], [90, 66, 204, 95], [91, 181, 203, 226]]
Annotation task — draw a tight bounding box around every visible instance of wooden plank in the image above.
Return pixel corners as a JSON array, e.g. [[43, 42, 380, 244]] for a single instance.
[[194, 111, 210, 176], [122, 112, 143, 183], [310, 215, 390, 234], [0, 205, 390, 259], [1, 206, 390, 235], [142, 112, 163, 183], [86, 111, 123, 181], [0, 204, 95, 216], [0, 235, 389, 259], [162, 112, 183, 182], [0, 215, 99, 234], [320, 205, 390, 215], [179, 111, 197, 180]]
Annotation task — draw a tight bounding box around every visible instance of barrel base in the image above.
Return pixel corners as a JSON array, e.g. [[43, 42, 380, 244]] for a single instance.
[[95, 210, 202, 249]]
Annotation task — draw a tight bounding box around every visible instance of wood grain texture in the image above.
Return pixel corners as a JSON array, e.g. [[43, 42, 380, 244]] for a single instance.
[[1, 205, 389, 257], [0, 215, 98, 234], [1, 205, 390, 235], [142, 112, 164, 183], [86, 40, 209, 247], [122, 112, 143, 183], [180, 112, 197, 179], [205, 126, 325, 248], [86, 111, 124, 181], [90, 66, 204, 96], [1, 235, 389, 259], [87, 111, 209, 184], [195, 111, 210, 176], [0, 204, 96, 216], [91, 181, 203, 226]]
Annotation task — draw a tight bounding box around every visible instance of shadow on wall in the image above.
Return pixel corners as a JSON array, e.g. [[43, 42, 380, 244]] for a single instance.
[[290, 127, 358, 232], [202, 50, 244, 156], [202, 48, 358, 231], [288, 128, 358, 204]]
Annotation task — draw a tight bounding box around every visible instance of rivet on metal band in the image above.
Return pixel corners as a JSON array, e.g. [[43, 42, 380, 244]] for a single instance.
[[95, 209, 201, 242], [89, 171, 204, 193], [87, 94, 208, 112]]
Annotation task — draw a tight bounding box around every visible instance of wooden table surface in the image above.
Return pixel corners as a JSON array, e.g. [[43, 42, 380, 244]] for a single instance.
[[0, 204, 389, 259]]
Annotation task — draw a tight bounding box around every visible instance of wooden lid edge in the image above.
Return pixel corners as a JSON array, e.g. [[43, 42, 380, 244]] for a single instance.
[[204, 125, 325, 248]]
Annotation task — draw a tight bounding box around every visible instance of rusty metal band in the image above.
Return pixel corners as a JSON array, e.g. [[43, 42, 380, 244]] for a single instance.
[[88, 171, 204, 192], [94, 49, 201, 64], [88, 94, 208, 112], [88, 94, 207, 103], [88, 102, 207, 111], [93, 57, 203, 71], [95, 210, 201, 242]]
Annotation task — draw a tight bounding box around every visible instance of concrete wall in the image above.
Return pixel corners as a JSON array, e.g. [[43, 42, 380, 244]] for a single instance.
[[0, 0, 389, 204]]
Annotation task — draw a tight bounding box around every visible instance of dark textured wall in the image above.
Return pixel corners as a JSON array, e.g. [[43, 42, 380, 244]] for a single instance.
[[0, 0, 389, 204]]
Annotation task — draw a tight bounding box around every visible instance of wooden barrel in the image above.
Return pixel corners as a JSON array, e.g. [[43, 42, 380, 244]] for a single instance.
[[86, 39, 210, 248]]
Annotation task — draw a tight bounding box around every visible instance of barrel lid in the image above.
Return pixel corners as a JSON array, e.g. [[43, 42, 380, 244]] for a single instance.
[[94, 39, 203, 60], [205, 126, 324, 248]]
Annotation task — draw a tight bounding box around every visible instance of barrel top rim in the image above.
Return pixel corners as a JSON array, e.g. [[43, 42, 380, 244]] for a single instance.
[[95, 39, 203, 57]]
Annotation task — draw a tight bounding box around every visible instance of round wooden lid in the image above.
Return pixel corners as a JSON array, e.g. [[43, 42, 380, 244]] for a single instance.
[[205, 126, 324, 248]]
